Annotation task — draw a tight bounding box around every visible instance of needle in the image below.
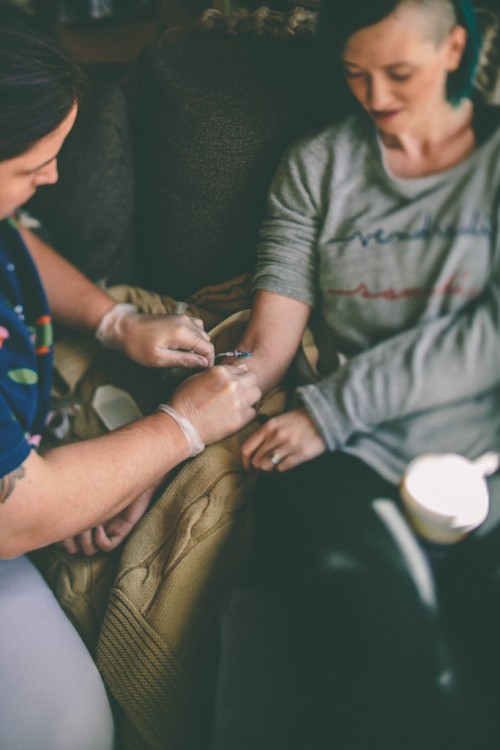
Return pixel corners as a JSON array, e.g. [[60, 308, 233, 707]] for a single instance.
[[214, 351, 253, 361]]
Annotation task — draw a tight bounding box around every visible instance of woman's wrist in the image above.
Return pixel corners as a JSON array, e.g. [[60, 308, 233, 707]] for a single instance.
[[156, 403, 205, 457], [95, 303, 138, 350]]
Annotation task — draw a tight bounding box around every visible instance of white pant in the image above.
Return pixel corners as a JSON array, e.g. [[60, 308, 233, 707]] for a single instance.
[[0, 555, 114, 750]]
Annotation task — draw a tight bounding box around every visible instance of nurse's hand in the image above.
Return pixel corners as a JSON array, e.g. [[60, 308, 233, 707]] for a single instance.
[[96, 304, 214, 369], [169, 363, 261, 447]]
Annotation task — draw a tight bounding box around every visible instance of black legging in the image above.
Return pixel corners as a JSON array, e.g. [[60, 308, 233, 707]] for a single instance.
[[214, 452, 500, 750]]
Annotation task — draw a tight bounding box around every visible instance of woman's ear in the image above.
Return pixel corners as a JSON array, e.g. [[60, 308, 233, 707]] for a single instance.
[[446, 24, 467, 72]]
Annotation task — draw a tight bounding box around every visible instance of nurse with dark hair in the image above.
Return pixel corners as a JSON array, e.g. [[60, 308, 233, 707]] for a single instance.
[[0, 4, 260, 748], [213, 1, 500, 748]]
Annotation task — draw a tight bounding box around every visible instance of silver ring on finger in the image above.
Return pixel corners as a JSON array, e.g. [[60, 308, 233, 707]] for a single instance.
[[269, 451, 283, 467]]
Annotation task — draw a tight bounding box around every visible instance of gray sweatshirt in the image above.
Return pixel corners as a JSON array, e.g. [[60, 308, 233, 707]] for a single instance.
[[253, 108, 500, 483]]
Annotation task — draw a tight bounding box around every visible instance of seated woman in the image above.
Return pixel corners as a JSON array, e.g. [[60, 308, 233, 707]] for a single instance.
[[212, 0, 500, 748], [0, 4, 261, 749]]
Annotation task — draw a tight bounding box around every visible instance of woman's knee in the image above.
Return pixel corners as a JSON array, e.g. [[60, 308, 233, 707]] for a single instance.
[[0, 556, 114, 750], [38, 675, 115, 750]]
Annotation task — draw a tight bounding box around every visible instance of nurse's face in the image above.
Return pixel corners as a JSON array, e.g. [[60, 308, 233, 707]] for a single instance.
[[341, 4, 467, 135], [0, 103, 77, 221]]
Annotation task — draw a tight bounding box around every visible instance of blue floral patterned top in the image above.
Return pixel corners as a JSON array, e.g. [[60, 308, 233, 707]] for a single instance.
[[0, 218, 53, 477]]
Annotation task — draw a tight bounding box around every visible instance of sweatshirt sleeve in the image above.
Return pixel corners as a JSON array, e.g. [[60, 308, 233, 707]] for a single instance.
[[297, 259, 500, 451], [253, 138, 327, 307]]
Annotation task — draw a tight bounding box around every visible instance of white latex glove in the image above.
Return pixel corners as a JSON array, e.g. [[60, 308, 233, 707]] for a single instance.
[[164, 363, 261, 449], [96, 303, 214, 369]]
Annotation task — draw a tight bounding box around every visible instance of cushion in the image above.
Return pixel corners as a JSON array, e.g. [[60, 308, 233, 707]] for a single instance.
[[27, 82, 136, 284], [134, 33, 332, 299], [475, 8, 500, 104]]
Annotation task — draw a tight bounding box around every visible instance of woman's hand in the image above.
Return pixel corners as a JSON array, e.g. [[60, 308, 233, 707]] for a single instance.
[[241, 407, 326, 473], [59, 482, 158, 556], [99, 307, 215, 369], [169, 363, 262, 446]]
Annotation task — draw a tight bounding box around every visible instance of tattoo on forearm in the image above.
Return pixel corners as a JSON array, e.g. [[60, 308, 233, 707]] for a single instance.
[[0, 465, 26, 504]]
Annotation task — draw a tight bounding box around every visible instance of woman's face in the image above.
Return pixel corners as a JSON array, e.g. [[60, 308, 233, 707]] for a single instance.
[[341, 4, 467, 135], [0, 103, 77, 221]]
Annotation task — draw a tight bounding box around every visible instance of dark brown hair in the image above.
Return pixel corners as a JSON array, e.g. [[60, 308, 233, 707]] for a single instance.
[[0, 1, 86, 160]]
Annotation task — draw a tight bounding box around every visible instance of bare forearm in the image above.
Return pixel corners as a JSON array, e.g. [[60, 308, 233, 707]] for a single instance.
[[0, 412, 189, 557], [44, 413, 186, 514], [20, 227, 216, 370], [19, 225, 115, 330], [236, 328, 292, 395], [0, 362, 261, 557], [233, 290, 311, 394]]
